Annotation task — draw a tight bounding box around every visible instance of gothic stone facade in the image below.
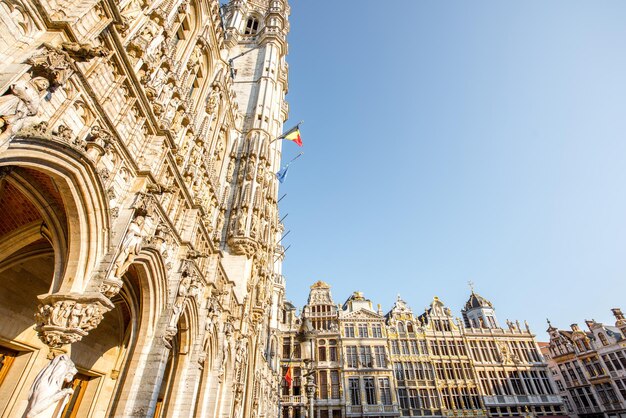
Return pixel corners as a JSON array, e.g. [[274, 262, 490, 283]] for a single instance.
[[543, 309, 626, 418], [0, 0, 292, 416], [279, 282, 565, 418]]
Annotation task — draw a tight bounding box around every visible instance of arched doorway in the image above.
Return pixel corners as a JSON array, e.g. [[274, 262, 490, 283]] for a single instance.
[[0, 166, 72, 416]]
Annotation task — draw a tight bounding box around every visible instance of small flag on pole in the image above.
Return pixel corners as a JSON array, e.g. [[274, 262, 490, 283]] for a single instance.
[[284, 366, 293, 386], [279, 124, 303, 147], [275, 152, 303, 184], [276, 166, 290, 183]]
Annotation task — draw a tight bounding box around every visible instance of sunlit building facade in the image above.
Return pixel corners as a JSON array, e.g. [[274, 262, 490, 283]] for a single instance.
[[279, 283, 565, 418], [544, 309, 626, 418]]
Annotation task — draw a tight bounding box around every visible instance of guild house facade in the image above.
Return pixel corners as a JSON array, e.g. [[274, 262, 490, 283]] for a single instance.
[[543, 309, 626, 418], [278, 282, 565, 418], [0, 0, 293, 416]]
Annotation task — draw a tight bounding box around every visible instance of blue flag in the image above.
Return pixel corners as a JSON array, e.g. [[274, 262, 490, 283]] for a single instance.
[[276, 166, 289, 183]]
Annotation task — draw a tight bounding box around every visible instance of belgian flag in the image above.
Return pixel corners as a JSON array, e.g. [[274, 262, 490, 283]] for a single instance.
[[279, 125, 303, 147]]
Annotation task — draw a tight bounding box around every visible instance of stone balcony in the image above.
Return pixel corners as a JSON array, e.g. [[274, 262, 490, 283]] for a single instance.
[[346, 404, 399, 416], [482, 394, 562, 405]]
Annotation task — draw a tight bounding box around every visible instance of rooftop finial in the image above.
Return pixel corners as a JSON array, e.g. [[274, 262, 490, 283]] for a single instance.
[[468, 280, 475, 293]]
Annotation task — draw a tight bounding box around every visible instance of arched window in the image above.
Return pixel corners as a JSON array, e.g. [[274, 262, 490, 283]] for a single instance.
[[244, 17, 259, 35], [397, 321, 405, 334], [407, 322, 414, 334]]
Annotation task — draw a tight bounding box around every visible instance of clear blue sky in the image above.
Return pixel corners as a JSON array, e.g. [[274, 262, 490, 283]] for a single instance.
[[276, 1, 626, 340]]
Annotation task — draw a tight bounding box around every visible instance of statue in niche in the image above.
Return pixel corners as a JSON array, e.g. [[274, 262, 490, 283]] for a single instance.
[[162, 97, 180, 128], [205, 85, 221, 114], [250, 215, 259, 237], [213, 135, 225, 161], [255, 280, 265, 306], [0, 76, 50, 150], [157, 81, 174, 106], [187, 43, 202, 73], [144, 22, 165, 60], [226, 160, 235, 181], [115, 215, 146, 278], [261, 218, 269, 241], [237, 213, 246, 234], [245, 160, 255, 181], [24, 354, 77, 418]]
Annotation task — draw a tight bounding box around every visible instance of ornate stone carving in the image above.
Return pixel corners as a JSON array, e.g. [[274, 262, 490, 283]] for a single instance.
[[0, 75, 50, 150], [100, 276, 124, 299], [34, 294, 114, 348], [52, 124, 74, 143], [24, 42, 102, 94], [146, 182, 175, 195], [227, 236, 259, 257], [61, 42, 108, 62], [23, 354, 77, 418], [84, 125, 112, 162]]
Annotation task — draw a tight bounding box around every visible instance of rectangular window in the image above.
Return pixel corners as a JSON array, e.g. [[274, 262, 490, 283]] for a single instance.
[[346, 346, 358, 368], [318, 346, 327, 362], [364, 377, 376, 405], [391, 341, 400, 355], [409, 389, 420, 410], [319, 371, 328, 399], [410, 340, 419, 355], [379, 378, 392, 405], [358, 324, 368, 338], [329, 346, 337, 362], [349, 378, 361, 405], [404, 362, 415, 380], [62, 373, 93, 418], [615, 379, 626, 400], [401, 341, 410, 355], [0, 347, 18, 388], [345, 324, 355, 338], [510, 371, 525, 395], [398, 388, 409, 410], [419, 389, 430, 409], [359, 346, 373, 368], [375, 346, 386, 368], [331, 370, 340, 399], [394, 363, 404, 381], [372, 324, 382, 338], [282, 338, 291, 358]]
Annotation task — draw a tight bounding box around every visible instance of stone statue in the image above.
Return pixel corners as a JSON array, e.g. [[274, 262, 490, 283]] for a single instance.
[[24, 354, 77, 418], [115, 215, 146, 277], [0, 76, 50, 150]]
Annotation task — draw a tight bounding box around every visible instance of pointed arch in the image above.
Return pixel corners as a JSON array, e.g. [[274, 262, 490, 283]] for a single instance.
[[0, 137, 110, 293]]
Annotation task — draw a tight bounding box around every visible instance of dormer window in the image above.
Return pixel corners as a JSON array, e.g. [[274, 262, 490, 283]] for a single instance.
[[244, 17, 259, 35], [599, 333, 609, 346]]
